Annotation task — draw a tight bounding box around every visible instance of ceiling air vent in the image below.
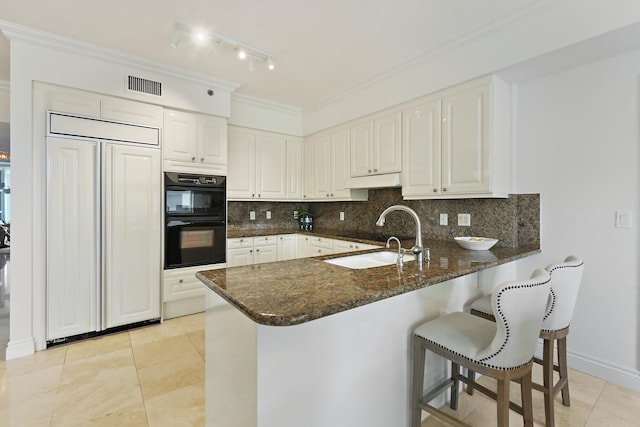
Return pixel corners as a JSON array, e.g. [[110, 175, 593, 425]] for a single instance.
[[127, 75, 162, 97]]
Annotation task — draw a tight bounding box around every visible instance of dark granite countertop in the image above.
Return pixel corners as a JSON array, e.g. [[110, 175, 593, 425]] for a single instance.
[[198, 230, 540, 326]]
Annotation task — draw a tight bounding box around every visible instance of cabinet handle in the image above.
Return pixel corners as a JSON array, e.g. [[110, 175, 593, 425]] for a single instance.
[[443, 187, 448, 192], [191, 156, 196, 161]]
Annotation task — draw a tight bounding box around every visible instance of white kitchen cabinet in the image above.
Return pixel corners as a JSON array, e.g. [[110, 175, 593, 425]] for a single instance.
[[278, 234, 298, 261], [402, 75, 512, 199], [227, 236, 279, 266], [163, 263, 227, 319], [286, 137, 304, 200], [101, 96, 163, 128], [104, 143, 161, 329], [308, 236, 334, 256], [228, 127, 293, 201], [350, 110, 402, 177], [296, 234, 312, 258], [304, 128, 367, 201], [36, 83, 101, 117], [332, 239, 379, 254], [163, 109, 227, 174]]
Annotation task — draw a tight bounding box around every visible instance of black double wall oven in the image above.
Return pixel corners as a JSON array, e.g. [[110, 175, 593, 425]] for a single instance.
[[164, 172, 226, 269]]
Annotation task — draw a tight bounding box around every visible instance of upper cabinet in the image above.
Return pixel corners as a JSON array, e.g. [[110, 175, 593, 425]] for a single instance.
[[163, 109, 228, 175], [304, 128, 367, 201], [350, 110, 402, 177], [227, 126, 302, 201], [101, 96, 163, 128], [402, 75, 512, 199]]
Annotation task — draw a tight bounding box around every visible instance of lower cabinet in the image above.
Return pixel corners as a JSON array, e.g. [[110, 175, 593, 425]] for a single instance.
[[227, 236, 279, 267], [163, 263, 226, 319], [308, 236, 335, 256], [333, 240, 378, 254], [278, 234, 298, 261]]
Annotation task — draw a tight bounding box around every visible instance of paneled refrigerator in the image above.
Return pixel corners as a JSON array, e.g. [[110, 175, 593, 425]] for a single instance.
[[46, 135, 161, 342]]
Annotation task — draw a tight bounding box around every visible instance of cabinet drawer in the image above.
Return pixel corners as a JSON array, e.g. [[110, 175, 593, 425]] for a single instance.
[[253, 235, 278, 246], [228, 237, 254, 249], [309, 236, 333, 250], [163, 271, 206, 302]]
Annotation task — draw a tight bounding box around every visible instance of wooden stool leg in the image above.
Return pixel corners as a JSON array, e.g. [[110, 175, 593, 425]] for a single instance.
[[411, 336, 426, 427], [466, 369, 475, 395], [496, 378, 510, 427], [557, 336, 571, 406], [521, 368, 534, 427], [450, 362, 459, 410], [543, 338, 555, 427]]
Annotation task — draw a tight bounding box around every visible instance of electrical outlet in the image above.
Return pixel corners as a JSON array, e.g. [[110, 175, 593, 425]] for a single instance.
[[266, 211, 272, 220], [250, 211, 256, 220], [439, 213, 448, 226], [293, 210, 299, 220], [340, 211, 345, 221], [458, 213, 471, 227]]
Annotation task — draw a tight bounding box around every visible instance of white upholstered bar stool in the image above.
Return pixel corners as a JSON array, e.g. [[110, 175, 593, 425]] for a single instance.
[[469, 256, 584, 427], [411, 269, 552, 427]]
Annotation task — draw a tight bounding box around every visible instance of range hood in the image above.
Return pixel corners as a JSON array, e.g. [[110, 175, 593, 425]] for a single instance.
[[344, 173, 401, 189]]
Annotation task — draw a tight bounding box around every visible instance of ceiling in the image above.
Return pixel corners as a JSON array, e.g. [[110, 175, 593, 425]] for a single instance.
[[0, 0, 540, 110]]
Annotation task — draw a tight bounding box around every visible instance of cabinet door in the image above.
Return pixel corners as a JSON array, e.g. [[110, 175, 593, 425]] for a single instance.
[[286, 138, 303, 200], [46, 137, 98, 340], [303, 141, 316, 200], [227, 129, 257, 199], [163, 110, 198, 162], [313, 135, 332, 198], [101, 96, 163, 128], [256, 134, 287, 199], [35, 83, 101, 117], [373, 111, 402, 174], [198, 115, 228, 166], [278, 234, 298, 261], [331, 128, 351, 198], [227, 248, 254, 267], [441, 84, 491, 194], [350, 120, 373, 177], [402, 98, 442, 197], [104, 144, 161, 328], [296, 234, 311, 258], [254, 245, 278, 264]]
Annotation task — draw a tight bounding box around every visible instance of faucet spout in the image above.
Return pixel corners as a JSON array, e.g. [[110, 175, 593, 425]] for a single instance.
[[376, 205, 424, 269]]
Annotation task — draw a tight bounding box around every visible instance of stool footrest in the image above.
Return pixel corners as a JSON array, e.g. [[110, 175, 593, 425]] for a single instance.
[[421, 377, 456, 404]]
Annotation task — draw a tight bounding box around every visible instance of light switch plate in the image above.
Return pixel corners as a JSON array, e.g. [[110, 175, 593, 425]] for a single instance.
[[340, 212, 345, 221], [439, 213, 448, 226], [293, 210, 299, 219], [458, 213, 471, 227], [250, 211, 256, 220], [266, 211, 272, 220]]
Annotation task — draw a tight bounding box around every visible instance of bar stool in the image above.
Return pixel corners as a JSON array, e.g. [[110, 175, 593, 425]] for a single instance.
[[411, 269, 552, 427], [470, 256, 584, 427]]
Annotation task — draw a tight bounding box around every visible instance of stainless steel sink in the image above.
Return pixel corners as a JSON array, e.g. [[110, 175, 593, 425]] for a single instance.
[[323, 251, 415, 269]]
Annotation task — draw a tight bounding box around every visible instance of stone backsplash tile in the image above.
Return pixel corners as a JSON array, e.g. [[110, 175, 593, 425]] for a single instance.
[[228, 189, 539, 247]]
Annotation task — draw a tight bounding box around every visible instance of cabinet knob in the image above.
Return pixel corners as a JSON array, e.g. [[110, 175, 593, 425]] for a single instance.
[[433, 188, 438, 193], [258, 194, 261, 198], [256, 249, 260, 252], [349, 244, 354, 248], [252, 194, 255, 197], [280, 237, 283, 240], [330, 193, 334, 197], [326, 194, 330, 197], [200, 157, 205, 162], [373, 168, 378, 172], [191, 156, 196, 161], [249, 249, 253, 253], [179, 279, 184, 283], [368, 169, 372, 173], [443, 187, 448, 192]]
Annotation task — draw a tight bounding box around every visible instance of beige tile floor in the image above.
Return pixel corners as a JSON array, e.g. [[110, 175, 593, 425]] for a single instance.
[[1, 312, 639, 427]]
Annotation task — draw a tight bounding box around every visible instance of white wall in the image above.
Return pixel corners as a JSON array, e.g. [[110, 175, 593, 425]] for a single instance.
[[513, 49, 640, 391]]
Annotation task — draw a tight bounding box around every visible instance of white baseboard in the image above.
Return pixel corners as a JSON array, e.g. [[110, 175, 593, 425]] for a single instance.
[[5, 336, 35, 360], [535, 342, 640, 392]]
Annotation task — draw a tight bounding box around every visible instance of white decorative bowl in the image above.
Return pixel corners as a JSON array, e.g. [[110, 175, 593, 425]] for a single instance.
[[454, 237, 498, 251]]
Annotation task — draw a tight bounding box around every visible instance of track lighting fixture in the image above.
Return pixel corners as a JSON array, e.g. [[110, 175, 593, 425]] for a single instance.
[[172, 19, 275, 71]]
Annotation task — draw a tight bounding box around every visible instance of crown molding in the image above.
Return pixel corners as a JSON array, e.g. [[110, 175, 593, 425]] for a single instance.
[[232, 92, 302, 116], [0, 20, 241, 93], [0, 80, 8, 91], [303, 0, 550, 113]]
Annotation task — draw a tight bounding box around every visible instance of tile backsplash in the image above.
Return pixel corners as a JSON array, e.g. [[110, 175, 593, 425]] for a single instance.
[[228, 188, 539, 248]]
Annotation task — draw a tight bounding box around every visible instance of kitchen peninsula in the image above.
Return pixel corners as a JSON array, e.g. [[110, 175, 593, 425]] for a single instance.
[[197, 233, 539, 427]]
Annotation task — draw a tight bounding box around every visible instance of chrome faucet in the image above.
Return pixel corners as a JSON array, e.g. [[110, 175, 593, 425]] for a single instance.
[[386, 236, 406, 268], [376, 205, 424, 269]]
